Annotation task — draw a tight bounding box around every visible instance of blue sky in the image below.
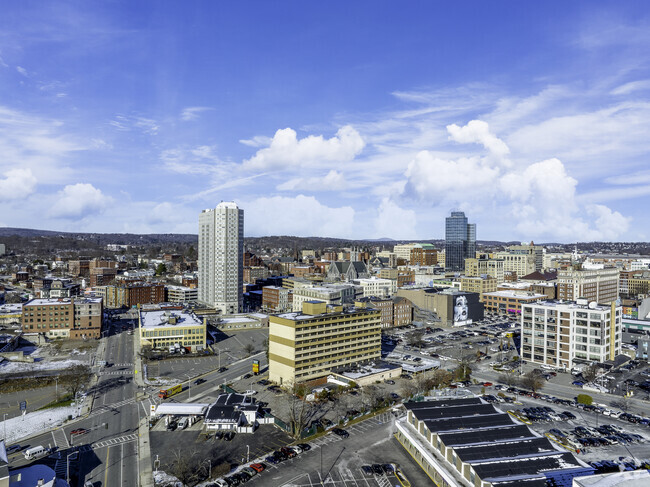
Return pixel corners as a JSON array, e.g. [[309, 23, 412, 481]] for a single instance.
[[1, 1, 650, 242]]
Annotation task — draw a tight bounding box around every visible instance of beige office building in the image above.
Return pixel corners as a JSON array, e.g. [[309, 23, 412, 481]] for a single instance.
[[557, 267, 619, 304], [268, 302, 381, 385]]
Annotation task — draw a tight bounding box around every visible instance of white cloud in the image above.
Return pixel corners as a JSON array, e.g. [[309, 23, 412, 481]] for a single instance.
[[180, 106, 212, 121], [161, 145, 222, 174], [277, 170, 347, 192], [109, 114, 159, 135], [243, 125, 365, 170], [610, 79, 650, 95], [0, 169, 37, 201], [244, 195, 355, 238], [447, 119, 510, 161], [50, 183, 111, 218], [404, 152, 500, 199], [239, 135, 273, 148], [16, 66, 28, 77], [373, 198, 417, 239], [401, 120, 630, 241]]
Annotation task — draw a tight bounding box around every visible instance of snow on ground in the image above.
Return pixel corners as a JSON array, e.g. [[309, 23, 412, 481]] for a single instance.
[[153, 470, 182, 486], [0, 358, 86, 373], [4, 405, 80, 445]]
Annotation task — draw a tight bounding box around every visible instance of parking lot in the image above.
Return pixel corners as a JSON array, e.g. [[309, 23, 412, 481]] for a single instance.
[[145, 328, 269, 381]]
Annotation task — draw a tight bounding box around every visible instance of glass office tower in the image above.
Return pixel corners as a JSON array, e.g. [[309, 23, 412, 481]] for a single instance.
[[445, 211, 476, 272]]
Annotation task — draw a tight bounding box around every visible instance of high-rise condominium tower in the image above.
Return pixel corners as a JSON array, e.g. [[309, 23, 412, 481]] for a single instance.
[[198, 202, 244, 314], [445, 211, 476, 272]]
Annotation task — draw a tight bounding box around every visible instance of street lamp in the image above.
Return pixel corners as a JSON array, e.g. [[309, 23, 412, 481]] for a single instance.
[[246, 444, 250, 463], [67, 451, 78, 484]]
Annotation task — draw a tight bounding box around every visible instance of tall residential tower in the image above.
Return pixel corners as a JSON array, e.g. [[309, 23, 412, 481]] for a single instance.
[[445, 210, 475, 272], [198, 202, 244, 314]]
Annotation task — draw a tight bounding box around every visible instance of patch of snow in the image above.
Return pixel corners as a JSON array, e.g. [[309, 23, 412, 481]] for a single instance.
[[0, 358, 86, 373], [153, 470, 182, 486], [4, 406, 80, 444]]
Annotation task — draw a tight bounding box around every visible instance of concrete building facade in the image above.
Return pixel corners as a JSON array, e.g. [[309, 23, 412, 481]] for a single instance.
[[521, 300, 622, 369], [198, 202, 244, 314]]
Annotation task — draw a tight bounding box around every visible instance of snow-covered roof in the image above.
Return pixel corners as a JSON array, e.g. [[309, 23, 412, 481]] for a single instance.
[[140, 310, 203, 328], [154, 403, 210, 416]]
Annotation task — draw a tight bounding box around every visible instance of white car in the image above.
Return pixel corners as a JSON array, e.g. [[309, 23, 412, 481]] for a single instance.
[[244, 390, 257, 395]]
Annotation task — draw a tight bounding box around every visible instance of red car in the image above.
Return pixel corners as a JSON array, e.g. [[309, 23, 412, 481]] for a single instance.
[[71, 428, 88, 435], [250, 463, 266, 473]]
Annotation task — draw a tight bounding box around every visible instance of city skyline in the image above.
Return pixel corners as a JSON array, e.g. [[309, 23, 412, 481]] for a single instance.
[[1, 2, 650, 242]]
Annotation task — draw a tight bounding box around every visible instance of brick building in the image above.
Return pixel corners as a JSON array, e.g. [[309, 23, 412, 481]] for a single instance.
[[21, 297, 103, 339]]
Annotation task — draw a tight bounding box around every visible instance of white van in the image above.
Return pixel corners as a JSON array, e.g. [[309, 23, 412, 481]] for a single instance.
[[177, 417, 189, 430], [24, 445, 48, 460]]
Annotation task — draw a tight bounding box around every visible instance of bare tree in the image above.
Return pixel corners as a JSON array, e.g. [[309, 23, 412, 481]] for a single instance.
[[407, 329, 426, 350], [400, 380, 418, 400], [428, 369, 453, 390], [454, 357, 473, 381], [498, 370, 519, 387], [243, 343, 255, 357], [61, 364, 92, 399], [520, 370, 545, 393], [582, 364, 600, 383], [611, 395, 632, 412], [166, 448, 206, 486], [283, 382, 316, 438]]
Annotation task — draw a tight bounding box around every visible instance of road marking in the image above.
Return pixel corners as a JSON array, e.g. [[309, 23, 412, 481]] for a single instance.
[[104, 445, 110, 487]]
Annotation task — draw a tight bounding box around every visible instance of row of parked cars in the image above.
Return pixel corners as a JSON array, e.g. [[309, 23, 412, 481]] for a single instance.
[[548, 423, 646, 450], [511, 406, 576, 423]]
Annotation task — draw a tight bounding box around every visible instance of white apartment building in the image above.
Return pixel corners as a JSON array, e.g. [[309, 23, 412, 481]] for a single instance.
[[166, 285, 199, 304], [291, 284, 356, 312], [353, 277, 397, 298], [198, 202, 244, 314], [521, 300, 622, 370]]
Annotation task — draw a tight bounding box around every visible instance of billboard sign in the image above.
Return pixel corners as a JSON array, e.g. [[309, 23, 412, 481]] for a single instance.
[[252, 359, 260, 374]]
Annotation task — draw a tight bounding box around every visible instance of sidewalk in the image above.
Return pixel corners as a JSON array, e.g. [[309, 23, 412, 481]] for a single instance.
[[133, 327, 154, 487]]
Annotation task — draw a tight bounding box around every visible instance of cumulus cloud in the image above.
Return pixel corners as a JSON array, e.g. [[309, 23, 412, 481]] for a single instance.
[[16, 66, 28, 77], [243, 125, 365, 170], [401, 119, 630, 241], [180, 106, 212, 121], [244, 195, 355, 238], [0, 169, 37, 201], [277, 170, 347, 192], [373, 198, 417, 239], [50, 183, 111, 218], [447, 119, 510, 161]]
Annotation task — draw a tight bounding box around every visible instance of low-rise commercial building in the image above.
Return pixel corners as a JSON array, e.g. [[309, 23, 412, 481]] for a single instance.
[[482, 290, 547, 317], [262, 285, 292, 312], [396, 397, 593, 487], [291, 284, 356, 312], [98, 282, 166, 308], [138, 309, 207, 352], [521, 299, 622, 369], [459, 276, 497, 301], [353, 277, 396, 298], [166, 285, 199, 304], [268, 301, 381, 385], [21, 297, 103, 339]]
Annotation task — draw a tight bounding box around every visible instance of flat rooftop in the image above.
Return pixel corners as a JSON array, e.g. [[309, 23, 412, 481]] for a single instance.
[[483, 291, 547, 299], [140, 310, 203, 328]]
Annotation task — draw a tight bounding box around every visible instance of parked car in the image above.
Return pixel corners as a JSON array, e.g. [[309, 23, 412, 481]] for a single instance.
[[332, 428, 349, 438], [296, 443, 311, 451]]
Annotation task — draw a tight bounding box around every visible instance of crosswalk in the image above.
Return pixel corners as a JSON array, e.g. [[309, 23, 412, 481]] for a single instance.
[[99, 370, 134, 376], [76, 433, 138, 452], [51, 428, 69, 448]]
